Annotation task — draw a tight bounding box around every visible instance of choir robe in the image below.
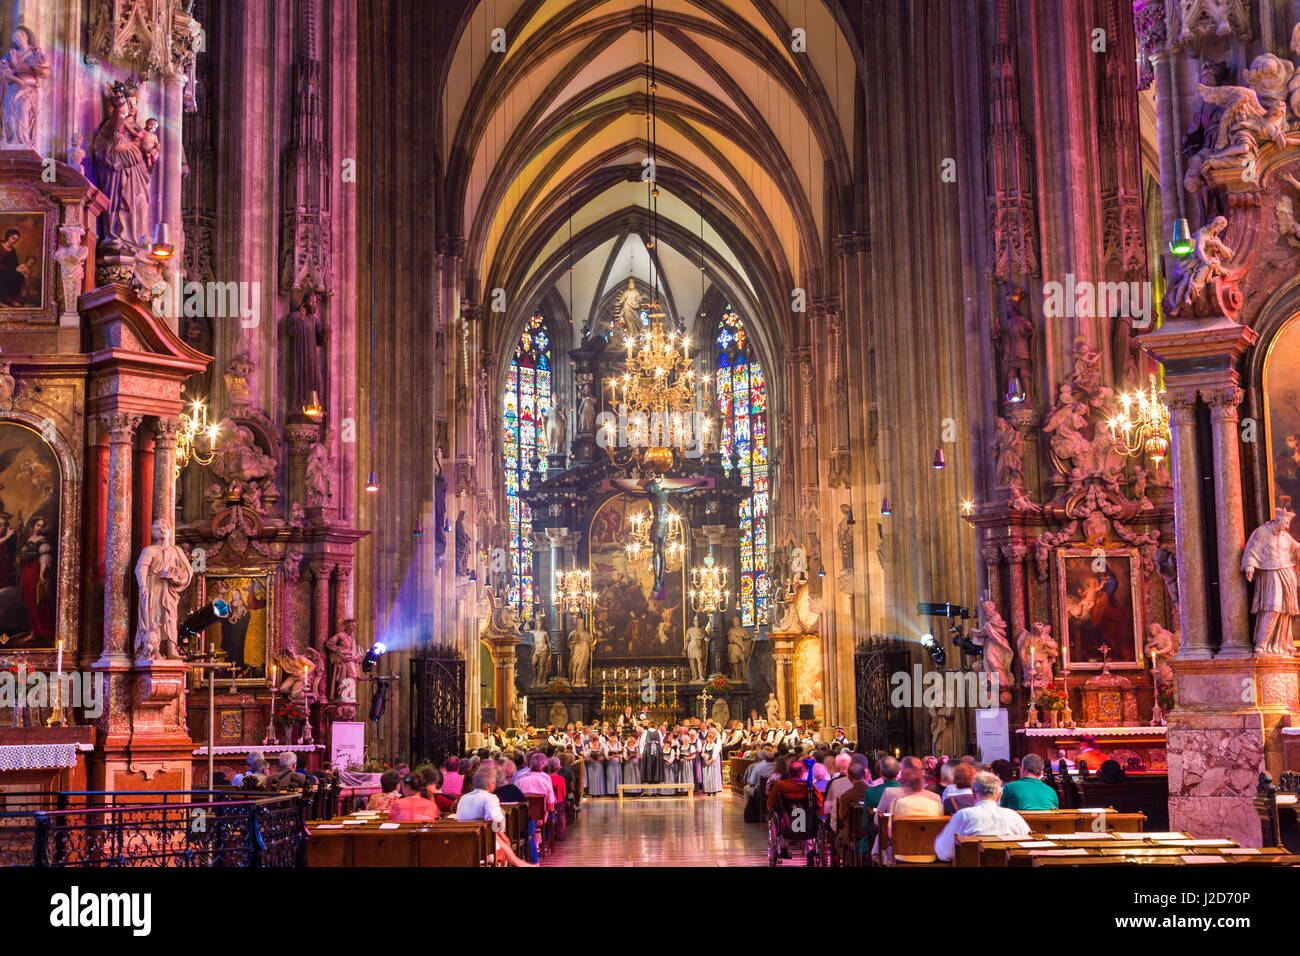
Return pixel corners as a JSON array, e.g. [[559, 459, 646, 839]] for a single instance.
[[639, 729, 665, 785], [701, 739, 724, 793], [584, 742, 606, 797], [604, 738, 624, 793], [624, 738, 642, 787]]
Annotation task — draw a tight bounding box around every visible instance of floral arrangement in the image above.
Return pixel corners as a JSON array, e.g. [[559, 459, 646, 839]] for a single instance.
[[1155, 681, 1175, 712], [547, 677, 572, 696], [1035, 687, 1067, 711], [274, 700, 307, 727], [706, 674, 732, 695]]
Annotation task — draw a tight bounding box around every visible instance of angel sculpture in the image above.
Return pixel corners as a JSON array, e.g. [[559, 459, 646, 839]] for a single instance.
[[1167, 216, 1233, 311], [1195, 83, 1288, 164], [1016, 622, 1058, 690], [1043, 385, 1092, 469], [993, 418, 1026, 489], [971, 601, 1014, 704], [1144, 622, 1180, 684]]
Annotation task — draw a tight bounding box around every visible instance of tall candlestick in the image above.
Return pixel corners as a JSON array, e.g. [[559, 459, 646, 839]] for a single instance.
[[56, 639, 63, 677]]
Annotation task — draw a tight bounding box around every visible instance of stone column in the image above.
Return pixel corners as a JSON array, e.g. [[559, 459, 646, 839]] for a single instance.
[[160, 70, 187, 333], [1204, 386, 1251, 655], [311, 562, 332, 653], [486, 634, 521, 729], [1002, 542, 1028, 639], [982, 543, 1003, 609], [99, 413, 140, 664], [1164, 389, 1210, 658], [334, 565, 353, 628], [152, 417, 181, 527], [771, 634, 798, 721], [545, 528, 571, 680]]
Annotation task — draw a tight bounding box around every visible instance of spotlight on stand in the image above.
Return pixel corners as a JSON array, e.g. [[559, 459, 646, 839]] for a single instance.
[[369, 680, 389, 722], [362, 641, 387, 674], [920, 633, 946, 668], [178, 600, 230, 650]]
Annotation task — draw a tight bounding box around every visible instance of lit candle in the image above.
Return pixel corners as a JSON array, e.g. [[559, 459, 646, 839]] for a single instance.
[[603, 669, 607, 680], [56, 638, 63, 677], [1150, 649, 1157, 672]]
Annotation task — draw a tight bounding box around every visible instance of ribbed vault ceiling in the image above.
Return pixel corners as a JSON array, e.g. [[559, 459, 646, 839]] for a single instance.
[[440, 0, 859, 354]]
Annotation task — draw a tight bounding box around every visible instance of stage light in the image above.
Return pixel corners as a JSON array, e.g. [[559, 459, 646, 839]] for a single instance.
[[413, 519, 424, 536], [1168, 218, 1193, 256], [179, 600, 230, 638], [362, 641, 387, 674], [920, 632, 946, 668], [149, 222, 173, 259], [369, 680, 389, 722]]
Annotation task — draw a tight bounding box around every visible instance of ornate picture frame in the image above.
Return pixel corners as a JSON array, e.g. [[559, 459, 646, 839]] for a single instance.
[[187, 567, 279, 686], [1053, 546, 1143, 670], [0, 210, 47, 314]]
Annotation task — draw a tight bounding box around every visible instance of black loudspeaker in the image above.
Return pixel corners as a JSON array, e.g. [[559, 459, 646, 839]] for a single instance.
[[481, 707, 496, 728], [799, 704, 814, 721]]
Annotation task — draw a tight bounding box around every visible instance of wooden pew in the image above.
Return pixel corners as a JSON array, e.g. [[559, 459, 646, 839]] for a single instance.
[[840, 801, 870, 867], [305, 820, 494, 867], [1018, 809, 1146, 834], [887, 816, 951, 866]]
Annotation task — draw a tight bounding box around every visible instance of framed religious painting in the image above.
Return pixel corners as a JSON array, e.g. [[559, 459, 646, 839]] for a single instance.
[[186, 569, 279, 685], [0, 420, 60, 649], [1261, 316, 1300, 538], [587, 492, 687, 661], [0, 211, 46, 312], [1053, 547, 1143, 670]]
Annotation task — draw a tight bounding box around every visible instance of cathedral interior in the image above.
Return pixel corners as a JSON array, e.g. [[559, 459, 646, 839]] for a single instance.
[[5, 0, 1300, 886]]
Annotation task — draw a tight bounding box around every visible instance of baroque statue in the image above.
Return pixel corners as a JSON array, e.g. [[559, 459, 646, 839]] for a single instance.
[[993, 417, 1025, 489], [1144, 621, 1180, 684], [285, 288, 327, 417], [1242, 508, 1300, 657], [765, 692, 780, 726], [567, 620, 593, 686], [134, 519, 193, 661], [326, 620, 362, 718], [529, 616, 551, 684], [455, 509, 470, 577], [971, 600, 1014, 705], [544, 405, 566, 455], [685, 616, 707, 681], [726, 616, 749, 681], [1016, 621, 1057, 688], [305, 440, 332, 507], [276, 647, 325, 704], [577, 381, 597, 434], [92, 80, 153, 252], [1168, 216, 1233, 313], [991, 286, 1034, 403], [0, 27, 50, 150]]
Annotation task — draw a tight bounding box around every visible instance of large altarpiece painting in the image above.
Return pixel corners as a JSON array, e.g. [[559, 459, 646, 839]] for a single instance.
[[0, 421, 59, 647], [588, 493, 686, 660]]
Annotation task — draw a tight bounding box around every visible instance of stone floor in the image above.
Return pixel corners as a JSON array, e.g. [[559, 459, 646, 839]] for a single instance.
[[545, 792, 798, 866]]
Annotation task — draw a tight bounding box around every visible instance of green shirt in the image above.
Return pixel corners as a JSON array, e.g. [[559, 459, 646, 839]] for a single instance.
[[864, 779, 900, 809], [999, 776, 1059, 811]]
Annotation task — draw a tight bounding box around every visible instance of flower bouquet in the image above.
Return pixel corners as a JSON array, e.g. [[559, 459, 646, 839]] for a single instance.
[[547, 677, 572, 696], [274, 700, 307, 729], [706, 674, 732, 695]]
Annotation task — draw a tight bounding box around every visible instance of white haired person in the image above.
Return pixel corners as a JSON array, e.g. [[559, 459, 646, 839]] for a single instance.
[[232, 750, 268, 788], [455, 761, 534, 866], [268, 750, 306, 789], [933, 771, 1030, 862]]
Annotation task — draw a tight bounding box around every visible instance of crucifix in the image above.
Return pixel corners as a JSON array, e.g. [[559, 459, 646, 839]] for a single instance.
[[697, 685, 712, 721], [1098, 643, 1112, 673]]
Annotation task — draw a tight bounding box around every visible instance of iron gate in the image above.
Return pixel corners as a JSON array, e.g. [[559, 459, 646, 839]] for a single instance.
[[853, 634, 914, 753], [409, 645, 466, 766]]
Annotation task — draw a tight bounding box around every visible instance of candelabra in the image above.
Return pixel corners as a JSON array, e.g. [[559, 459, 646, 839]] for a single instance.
[[176, 395, 220, 475], [1107, 373, 1170, 466], [689, 551, 730, 614], [553, 565, 595, 616]]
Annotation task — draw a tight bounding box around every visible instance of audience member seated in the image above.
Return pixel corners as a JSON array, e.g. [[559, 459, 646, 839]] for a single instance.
[[822, 752, 854, 823], [888, 766, 945, 862], [268, 751, 307, 789], [231, 750, 268, 788], [989, 758, 1016, 784], [454, 761, 533, 866], [388, 770, 440, 822], [864, 755, 901, 809], [495, 760, 526, 803], [1000, 754, 1059, 810], [933, 771, 1030, 862], [766, 754, 824, 813], [416, 765, 454, 813], [835, 762, 869, 836], [366, 769, 402, 812], [442, 756, 464, 797], [932, 760, 956, 797], [1098, 758, 1126, 784], [878, 758, 940, 817], [517, 751, 558, 812], [942, 763, 977, 815]]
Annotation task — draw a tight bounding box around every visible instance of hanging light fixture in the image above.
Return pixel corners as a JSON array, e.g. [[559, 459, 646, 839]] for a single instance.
[[881, 497, 892, 516], [553, 564, 595, 616], [364, 470, 379, 493], [1168, 218, 1193, 256], [1005, 371, 1026, 404], [303, 390, 323, 419], [1107, 373, 1171, 466], [175, 396, 219, 475], [150, 221, 173, 259], [689, 550, 730, 614], [932, 449, 946, 469], [413, 518, 424, 536]]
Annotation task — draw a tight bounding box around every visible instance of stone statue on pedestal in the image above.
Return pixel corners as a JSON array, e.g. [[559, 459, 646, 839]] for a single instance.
[[726, 617, 749, 681], [326, 620, 362, 719], [1016, 621, 1058, 688], [1242, 508, 1300, 657], [1144, 621, 1180, 683], [0, 27, 50, 150], [529, 616, 551, 684], [134, 519, 193, 662], [92, 80, 152, 251], [971, 600, 1013, 705], [545, 405, 566, 455], [455, 510, 470, 577], [577, 382, 596, 434], [685, 616, 707, 681], [764, 692, 780, 726], [305, 440, 332, 506], [567, 621, 593, 686], [285, 288, 327, 416]]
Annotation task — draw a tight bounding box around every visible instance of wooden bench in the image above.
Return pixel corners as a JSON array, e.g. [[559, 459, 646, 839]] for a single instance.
[[1019, 809, 1146, 834], [617, 782, 694, 802], [886, 815, 951, 866], [306, 820, 494, 867]]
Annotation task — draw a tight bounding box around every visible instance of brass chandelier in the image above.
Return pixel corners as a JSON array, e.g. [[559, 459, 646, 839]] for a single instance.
[[625, 501, 685, 570], [176, 396, 219, 476], [1106, 373, 1170, 467], [604, 313, 700, 475], [689, 550, 730, 614], [553, 564, 595, 616]]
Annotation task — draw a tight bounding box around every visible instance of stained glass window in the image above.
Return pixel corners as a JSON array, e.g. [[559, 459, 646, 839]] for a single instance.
[[716, 307, 768, 627], [503, 313, 551, 612]]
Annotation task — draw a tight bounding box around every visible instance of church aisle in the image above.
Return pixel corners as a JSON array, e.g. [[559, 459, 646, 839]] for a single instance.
[[546, 794, 777, 866]]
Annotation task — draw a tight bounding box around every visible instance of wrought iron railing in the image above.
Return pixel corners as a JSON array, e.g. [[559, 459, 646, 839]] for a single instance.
[[0, 792, 308, 867]]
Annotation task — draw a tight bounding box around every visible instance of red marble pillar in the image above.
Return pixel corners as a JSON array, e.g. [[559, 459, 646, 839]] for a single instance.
[[151, 418, 181, 530], [333, 565, 353, 630], [311, 562, 332, 652], [99, 413, 140, 664], [133, 425, 155, 558], [1002, 541, 1028, 640]]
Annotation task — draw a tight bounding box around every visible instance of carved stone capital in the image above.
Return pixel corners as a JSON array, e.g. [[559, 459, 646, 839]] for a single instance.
[[1162, 389, 1200, 425], [104, 412, 142, 444], [310, 561, 332, 582], [152, 416, 182, 447], [982, 545, 1003, 567], [437, 234, 466, 259], [1002, 542, 1028, 564], [1201, 386, 1244, 422]]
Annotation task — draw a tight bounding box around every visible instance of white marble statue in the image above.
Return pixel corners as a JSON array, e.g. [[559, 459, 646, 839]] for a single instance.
[[0, 27, 50, 150], [567, 621, 593, 686], [971, 600, 1014, 704], [1016, 621, 1057, 689], [66, 131, 85, 170], [1168, 216, 1234, 313], [529, 616, 551, 684], [545, 405, 566, 455], [134, 519, 193, 661], [1144, 621, 1180, 684], [1242, 508, 1300, 657], [577, 382, 596, 434], [685, 616, 707, 681], [726, 617, 749, 681], [53, 225, 88, 317], [326, 620, 362, 715], [765, 692, 780, 726]]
